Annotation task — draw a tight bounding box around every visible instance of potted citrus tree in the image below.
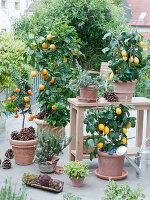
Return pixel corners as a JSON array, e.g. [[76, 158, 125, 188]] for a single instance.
[[84, 104, 136, 180], [27, 23, 81, 132], [5, 68, 37, 165], [102, 29, 145, 102], [35, 127, 72, 173], [69, 70, 103, 102], [63, 161, 89, 187]]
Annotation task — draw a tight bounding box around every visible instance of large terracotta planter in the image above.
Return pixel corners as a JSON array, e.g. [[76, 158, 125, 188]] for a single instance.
[[113, 80, 137, 102], [9, 138, 38, 165], [70, 177, 84, 187], [34, 118, 64, 136], [98, 151, 125, 177], [78, 85, 98, 102]]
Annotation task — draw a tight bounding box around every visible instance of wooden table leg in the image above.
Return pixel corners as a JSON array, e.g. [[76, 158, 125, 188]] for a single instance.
[[146, 107, 150, 147], [75, 107, 85, 161], [69, 105, 77, 161], [136, 110, 144, 147]]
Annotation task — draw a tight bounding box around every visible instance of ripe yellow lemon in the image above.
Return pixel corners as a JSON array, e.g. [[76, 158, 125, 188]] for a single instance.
[[104, 126, 109, 135], [129, 56, 134, 63], [97, 142, 103, 149], [47, 34, 52, 41], [138, 42, 144, 47], [123, 56, 127, 61], [123, 128, 127, 134], [127, 122, 131, 128], [122, 137, 127, 144], [39, 85, 45, 90], [122, 49, 127, 57], [98, 124, 105, 131], [134, 57, 139, 64], [116, 108, 122, 115], [109, 72, 113, 81]]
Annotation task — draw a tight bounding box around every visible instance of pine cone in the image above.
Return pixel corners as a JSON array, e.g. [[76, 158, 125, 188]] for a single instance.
[[37, 174, 52, 187], [104, 92, 118, 102], [20, 128, 30, 141], [5, 149, 14, 159], [37, 110, 51, 120], [28, 126, 35, 134], [11, 130, 20, 140], [2, 158, 12, 169]]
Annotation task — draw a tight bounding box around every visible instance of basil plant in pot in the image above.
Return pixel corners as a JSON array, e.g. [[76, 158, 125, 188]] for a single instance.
[[102, 29, 145, 102], [63, 161, 89, 187], [35, 127, 72, 173], [84, 104, 136, 180], [69, 70, 103, 102]]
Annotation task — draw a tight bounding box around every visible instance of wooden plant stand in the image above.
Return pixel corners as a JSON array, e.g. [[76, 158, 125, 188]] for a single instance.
[[68, 97, 150, 161]]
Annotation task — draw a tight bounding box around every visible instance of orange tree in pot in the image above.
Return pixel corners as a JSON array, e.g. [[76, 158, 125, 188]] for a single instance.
[[102, 29, 146, 102], [35, 127, 72, 173], [5, 68, 37, 165], [27, 23, 81, 131], [84, 104, 136, 180]]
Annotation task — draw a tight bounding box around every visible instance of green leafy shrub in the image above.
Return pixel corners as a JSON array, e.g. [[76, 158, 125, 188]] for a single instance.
[[103, 179, 145, 200], [63, 193, 82, 200], [0, 178, 29, 200], [35, 128, 72, 162], [63, 161, 89, 181], [103, 30, 145, 82], [84, 104, 136, 160], [22, 173, 38, 185]]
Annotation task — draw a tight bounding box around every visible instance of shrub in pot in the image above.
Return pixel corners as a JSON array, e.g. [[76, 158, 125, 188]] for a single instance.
[[69, 70, 103, 102], [27, 23, 81, 132], [5, 68, 37, 165], [63, 161, 89, 187], [84, 104, 136, 179], [102, 29, 145, 102], [35, 127, 72, 173]]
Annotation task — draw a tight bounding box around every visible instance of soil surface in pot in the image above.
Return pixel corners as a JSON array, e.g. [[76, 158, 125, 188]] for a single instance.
[[36, 110, 52, 120]]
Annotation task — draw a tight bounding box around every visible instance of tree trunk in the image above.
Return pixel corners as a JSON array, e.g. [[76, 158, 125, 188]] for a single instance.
[[22, 110, 25, 128]]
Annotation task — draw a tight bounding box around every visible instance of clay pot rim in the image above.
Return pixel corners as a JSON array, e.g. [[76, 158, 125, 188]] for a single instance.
[[9, 138, 38, 146], [71, 176, 84, 181], [80, 85, 97, 89], [112, 80, 137, 84], [98, 150, 124, 158], [34, 118, 49, 126]]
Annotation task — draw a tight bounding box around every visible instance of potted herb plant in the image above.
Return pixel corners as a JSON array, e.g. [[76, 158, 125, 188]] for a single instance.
[[27, 23, 81, 133], [84, 104, 136, 180], [5, 68, 37, 165], [35, 127, 72, 173], [69, 70, 103, 102], [102, 29, 145, 102], [63, 161, 89, 187]]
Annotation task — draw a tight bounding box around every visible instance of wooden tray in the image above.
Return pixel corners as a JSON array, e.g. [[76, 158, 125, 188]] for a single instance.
[[26, 179, 64, 193]]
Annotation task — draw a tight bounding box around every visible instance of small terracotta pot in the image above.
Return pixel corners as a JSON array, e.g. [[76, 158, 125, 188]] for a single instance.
[[113, 80, 137, 102], [34, 118, 64, 136], [98, 151, 125, 177], [70, 177, 84, 187], [38, 161, 58, 173], [78, 85, 98, 102], [9, 138, 38, 165]]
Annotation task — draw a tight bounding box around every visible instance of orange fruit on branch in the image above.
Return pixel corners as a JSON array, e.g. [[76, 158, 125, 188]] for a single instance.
[[71, 50, 75, 54], [24, 97, 29, 102], [122, 137, 127, 144], [28, 116, 33, 121], [29, 92, 33, 96], [47, 34, 52, 41], [11, 95, 16, 100], [30, 114, 35, 119], [25, 104, 30, 108], [39, 84, 45, 90], [14, 107, 18, 111], [104, 126, 109, 135], [31, 42, 37, 50], [16, 88, 20, 92], [8, 97, 12, 101], [14, 114, 19, 118], [42, 42, 49, 49], [50, 77, 55, 83], [50, 44, 56, 50], [116, 108, 122, 115], [123, 128, 127, 134], [52, 105, 57, 110], [41, 74, 48, 79], [97, 142, 103, 149], [31, 70, 37, 77], [98, 124, 105, 131], [63, 57, 67, 62], [27, 90, 32, 95], [127, 122, 131, 128], [42, 69, 48, 75]]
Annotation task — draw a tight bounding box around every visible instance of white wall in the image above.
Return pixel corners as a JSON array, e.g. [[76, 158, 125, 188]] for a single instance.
[[0, 89, 6, 129]]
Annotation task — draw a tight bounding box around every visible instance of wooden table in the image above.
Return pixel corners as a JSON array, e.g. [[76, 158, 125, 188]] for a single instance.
[[68, 97, 150, 161]]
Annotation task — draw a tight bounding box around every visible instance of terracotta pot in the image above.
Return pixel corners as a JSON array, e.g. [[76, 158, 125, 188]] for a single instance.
[[38, 161, 58, 173], [98, 151, 125, 177], [113, 80, 137, 102], [34, 118, 64, 136], [78, 85, 98, 102], [70, 177, 84, 187], [9, 138, 38, 165]]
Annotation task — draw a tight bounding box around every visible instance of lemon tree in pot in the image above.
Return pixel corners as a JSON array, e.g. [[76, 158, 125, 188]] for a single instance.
[[35, 127, 72, 173], [84, 104, 136, 180], [27, 23, 81, 133], [63, 161, 89, 187], [69, 70, 103, 102], [5, 68, 37, 165], [102, 29, 145, 102]]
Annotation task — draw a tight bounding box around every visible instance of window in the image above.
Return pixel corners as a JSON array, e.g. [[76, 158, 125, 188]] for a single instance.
[[1, 0, 6, 8], [15, 1, 20, 10], [139, 12, 147, 21]]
